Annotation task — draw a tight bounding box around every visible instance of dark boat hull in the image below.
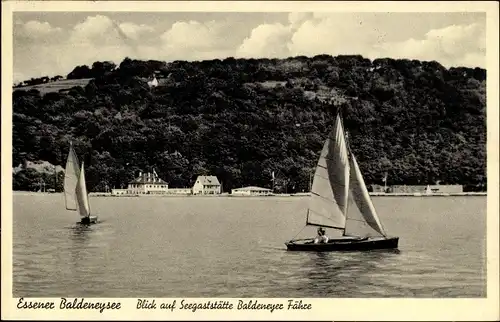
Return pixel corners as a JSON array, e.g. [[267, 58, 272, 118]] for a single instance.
[[285, 236, 399, 252], [79, 215, 98, 225]]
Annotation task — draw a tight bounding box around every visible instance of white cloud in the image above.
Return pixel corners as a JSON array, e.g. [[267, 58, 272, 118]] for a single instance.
[[288, 12, 312, 30], [13, 13, 487, 83], [14, 20, 63, 43], [458, 52, 486, 68], [288, 14, 382, 57], [14, 15, 238, 80], [372, 23, 485, 68], [235, 13, 485, 68], [158, 20, 238, 61], [71, 15, 126, 46], [236, 13, 381, 59], [14, 15, 143, 80], [24, 20, 61, 35], [236, 23, 291, 58], [119, 22, 154, 40], [159, 20, 231, 60]]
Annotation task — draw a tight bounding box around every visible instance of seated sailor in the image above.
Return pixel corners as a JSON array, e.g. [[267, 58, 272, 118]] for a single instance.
[[314, 227, 329, 244]]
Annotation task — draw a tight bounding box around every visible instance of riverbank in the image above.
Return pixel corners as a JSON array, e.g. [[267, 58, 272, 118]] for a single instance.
[[82, 191, 491, 197], [369, 192, 487, 196], [11, 191, 487, 197]]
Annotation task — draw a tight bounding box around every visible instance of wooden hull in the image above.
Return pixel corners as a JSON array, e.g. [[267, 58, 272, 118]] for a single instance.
[[79, 215, 98, 225], [285, 236, 399, 252]]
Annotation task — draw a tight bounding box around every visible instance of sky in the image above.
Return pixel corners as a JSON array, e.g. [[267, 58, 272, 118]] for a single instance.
[[13, 11, 486, 82]]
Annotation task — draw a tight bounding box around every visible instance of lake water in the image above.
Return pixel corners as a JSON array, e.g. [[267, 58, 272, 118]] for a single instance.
[[12, 194, 486, 297]]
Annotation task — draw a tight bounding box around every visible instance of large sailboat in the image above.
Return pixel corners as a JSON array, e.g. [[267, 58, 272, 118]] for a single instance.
[[285, 112, 399, 251], [64, 143, 98, 225]]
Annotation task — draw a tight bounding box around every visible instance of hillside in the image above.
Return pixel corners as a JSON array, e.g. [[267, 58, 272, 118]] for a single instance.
[[12, 55, 486, 192], [13, 78, 93, 95]]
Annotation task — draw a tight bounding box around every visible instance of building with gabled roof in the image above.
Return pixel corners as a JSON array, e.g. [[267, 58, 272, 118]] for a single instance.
[[192, 175, 221, 195], [231, 186, 272, 196], [112, 170, 168, 195]]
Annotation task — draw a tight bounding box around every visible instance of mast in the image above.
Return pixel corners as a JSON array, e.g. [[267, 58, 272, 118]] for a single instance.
[[338, 107, 350, 219], [54, 164, 57, 192], [271, 171, 275, 193], [343, 128, 351, 236], [309, 170, 313, 192]]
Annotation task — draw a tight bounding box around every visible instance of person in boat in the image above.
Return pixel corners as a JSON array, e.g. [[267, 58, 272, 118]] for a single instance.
[[314, 227, 329, 244], [80, 217, 91, 225]]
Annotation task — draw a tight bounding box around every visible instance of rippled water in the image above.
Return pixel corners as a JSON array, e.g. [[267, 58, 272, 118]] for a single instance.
[[12, 194, 486, 297]]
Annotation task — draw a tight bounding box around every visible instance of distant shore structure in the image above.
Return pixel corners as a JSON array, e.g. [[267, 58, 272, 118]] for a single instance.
[[192, 175, 221, 195], [371, 184, 463, 194], [168, 188, 192, 195], [147, 76, 158, 88], [112, 170, 168, 195], [231, 186, 272, 196]]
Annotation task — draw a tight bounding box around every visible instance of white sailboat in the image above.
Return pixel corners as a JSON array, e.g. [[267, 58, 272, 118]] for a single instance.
[[64, 143, 98, 225], [285, 112, 399, 251]]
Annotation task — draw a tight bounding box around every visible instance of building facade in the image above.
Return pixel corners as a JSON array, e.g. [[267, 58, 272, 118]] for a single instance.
[[231, 186, 272, 196], [192, 176, 221, 195], [167, 188, 192, 195], [112, 171, 168, 195]]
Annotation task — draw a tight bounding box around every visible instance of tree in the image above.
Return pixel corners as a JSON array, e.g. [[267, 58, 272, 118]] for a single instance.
[[12, 56, 486, 192]]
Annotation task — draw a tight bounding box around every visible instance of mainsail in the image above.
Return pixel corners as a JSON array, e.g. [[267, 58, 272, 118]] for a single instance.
[[307, 114, 350, 230], [75, 161, 91, 218], [64, 143, 80, 210], [344, 154, 386, 237]]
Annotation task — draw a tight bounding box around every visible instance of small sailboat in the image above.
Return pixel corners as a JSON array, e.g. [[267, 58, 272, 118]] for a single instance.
[[285, 112, 399, 251], [64, 143, 98, 225]]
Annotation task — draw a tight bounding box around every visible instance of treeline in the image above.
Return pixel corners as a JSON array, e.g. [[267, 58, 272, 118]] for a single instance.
[[66, 61, 117, 80], [14, 75, 64, 88], [12, 55, 486, 192], [14, 61, 118, 89], [13, 168, 65, 192]]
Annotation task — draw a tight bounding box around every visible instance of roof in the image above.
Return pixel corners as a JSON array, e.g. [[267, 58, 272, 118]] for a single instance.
[[233, 186, 271, 191], [130, 172, 168, 185], [195, 175, 220, 185]]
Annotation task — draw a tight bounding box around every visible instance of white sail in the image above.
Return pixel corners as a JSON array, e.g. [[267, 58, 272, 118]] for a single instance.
[[64, 143, 80, 210], [307, 114, 350, 229], [345, 154, 386, 237], [75, 161, 91, 218]]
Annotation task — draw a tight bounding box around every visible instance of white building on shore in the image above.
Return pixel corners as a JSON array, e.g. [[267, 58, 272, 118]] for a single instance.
[[231, 186, 272, 196], [168, 188, 192, 195], [192, 175, 221, 195], [112, 171, 168, 195]]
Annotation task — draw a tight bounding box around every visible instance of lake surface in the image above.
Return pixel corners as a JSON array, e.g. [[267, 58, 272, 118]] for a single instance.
[[12, 194, 486, 297]]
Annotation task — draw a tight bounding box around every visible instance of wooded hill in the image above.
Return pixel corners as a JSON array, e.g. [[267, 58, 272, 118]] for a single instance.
[[12, 55, 486, 192]]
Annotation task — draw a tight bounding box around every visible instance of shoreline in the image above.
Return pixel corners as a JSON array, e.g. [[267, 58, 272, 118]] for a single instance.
[[12, 191, 487, 197]]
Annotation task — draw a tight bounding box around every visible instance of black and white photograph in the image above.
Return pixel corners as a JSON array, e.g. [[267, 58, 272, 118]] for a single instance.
[[2, 1, 499, 320]]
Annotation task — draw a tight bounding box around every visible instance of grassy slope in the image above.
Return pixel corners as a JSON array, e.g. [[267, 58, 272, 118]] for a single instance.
[[13, 78, 93, 95]]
